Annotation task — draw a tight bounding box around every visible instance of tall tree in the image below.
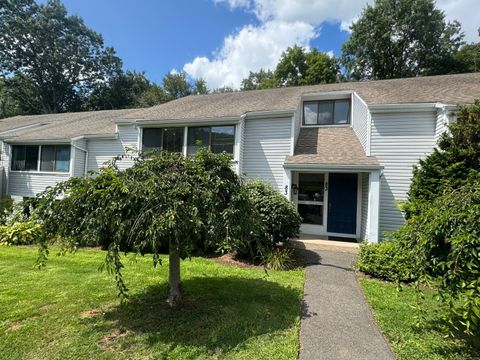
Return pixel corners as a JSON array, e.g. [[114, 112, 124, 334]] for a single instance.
[[85, 70, 154, 110], [162, 71, 192, 100], [193, 78, 209, 95], [0, 0, 122, 113], [453, 28, 480, 73], [240, 69, 277, 90], [135, 84, 166, 107], [0, 77, 21, 119], [274, 46, 309, 87], [342, 0, 464, 80]]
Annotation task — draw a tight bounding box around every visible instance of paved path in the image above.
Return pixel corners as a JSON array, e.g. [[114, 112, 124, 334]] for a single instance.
[[294, 243, 395, 360]]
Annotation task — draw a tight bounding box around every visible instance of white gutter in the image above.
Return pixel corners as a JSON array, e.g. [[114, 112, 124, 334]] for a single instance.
[[283, 163, 383, 171], [369, 103, 439, 113]]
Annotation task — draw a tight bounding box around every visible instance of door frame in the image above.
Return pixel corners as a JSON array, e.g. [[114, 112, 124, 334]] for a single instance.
[[293, 171, 362, 239]]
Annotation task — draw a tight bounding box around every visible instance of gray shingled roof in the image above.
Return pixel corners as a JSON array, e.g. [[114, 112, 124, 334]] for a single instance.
[[285, 127, 379, 166], [0, 72, 479, 141], [128, 72, 480, 121], [0, 109, 137, 141]]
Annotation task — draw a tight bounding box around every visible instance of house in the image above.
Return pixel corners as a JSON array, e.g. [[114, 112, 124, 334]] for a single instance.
[[1, 73, 479, 243]]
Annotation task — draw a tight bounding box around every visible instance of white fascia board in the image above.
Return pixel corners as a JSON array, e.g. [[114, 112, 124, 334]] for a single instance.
[[301, 90, 353, 101], [283, 163, 383, 172], [135, 116, 242, 127], [244, 109, 295, 119], [369, 103, 438, 113], [4, 138, 72, 145], [71, 133, 118, 140]]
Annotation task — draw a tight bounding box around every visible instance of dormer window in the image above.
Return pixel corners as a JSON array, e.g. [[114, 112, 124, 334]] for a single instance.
[[303, 99, 351, 126]]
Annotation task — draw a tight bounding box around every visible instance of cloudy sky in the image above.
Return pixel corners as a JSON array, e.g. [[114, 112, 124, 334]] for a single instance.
[[49, 0, 478, 89]]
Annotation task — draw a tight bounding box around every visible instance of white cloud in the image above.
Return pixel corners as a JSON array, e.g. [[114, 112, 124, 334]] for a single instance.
[[184, 21, 316, 89], [437, 0, 479, 43], [185, 0, 478, 89]]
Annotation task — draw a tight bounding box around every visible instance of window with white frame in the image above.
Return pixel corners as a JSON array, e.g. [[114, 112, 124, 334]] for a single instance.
[[303, 99, 351, 126], [11, 145, 70, 172]]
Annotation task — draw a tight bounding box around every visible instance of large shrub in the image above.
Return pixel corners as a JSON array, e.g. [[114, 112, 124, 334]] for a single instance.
[[392, 177, 480, 335], [0, 221, 44, 246], [357, 241, 414, 282], [407, 100, 480, 215], [236, 180, 301, 261]]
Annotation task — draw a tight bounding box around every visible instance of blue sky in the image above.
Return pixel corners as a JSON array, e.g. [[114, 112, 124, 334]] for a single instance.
[[39, 0, 477, 89]]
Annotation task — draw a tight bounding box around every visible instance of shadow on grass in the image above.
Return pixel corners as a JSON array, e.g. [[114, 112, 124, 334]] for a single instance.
[[92, 276, 302, 353]]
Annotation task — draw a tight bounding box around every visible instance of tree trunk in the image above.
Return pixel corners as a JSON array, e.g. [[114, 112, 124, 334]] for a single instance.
[[166, 238, 183, 308]]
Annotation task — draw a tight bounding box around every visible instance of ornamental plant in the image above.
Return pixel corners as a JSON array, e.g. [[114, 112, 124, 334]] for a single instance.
[[33, 150, 253, 308]]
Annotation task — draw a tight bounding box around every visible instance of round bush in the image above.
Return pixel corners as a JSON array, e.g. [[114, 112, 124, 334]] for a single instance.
[[236, 180, 301, 260]]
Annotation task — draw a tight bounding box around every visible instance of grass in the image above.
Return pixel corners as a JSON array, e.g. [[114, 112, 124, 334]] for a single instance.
[[0, 246, 305, 360], [360, 278, 480, 360]]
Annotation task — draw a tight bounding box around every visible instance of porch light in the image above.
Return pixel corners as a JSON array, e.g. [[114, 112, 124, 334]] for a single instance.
[[291, 183, 298, 195]]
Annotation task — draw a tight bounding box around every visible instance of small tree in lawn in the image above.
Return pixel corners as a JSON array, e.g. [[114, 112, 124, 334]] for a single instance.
[[33, 150, 252, 308]]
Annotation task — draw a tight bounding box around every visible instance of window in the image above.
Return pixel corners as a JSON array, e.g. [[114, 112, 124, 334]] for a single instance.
[[11, 145, 70, 172], [303, 99, 351, 126], [12, 145, 39, 171], [187, 125, 235, 156], [142, 127, 184, 153], [40, 145, 70, 172]]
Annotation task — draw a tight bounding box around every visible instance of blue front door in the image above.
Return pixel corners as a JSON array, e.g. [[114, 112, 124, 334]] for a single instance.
[[327, 173, 358, 235]]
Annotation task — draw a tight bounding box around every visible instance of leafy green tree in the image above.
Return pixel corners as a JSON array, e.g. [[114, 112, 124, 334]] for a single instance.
[[0, 77, 22, 119], [33, 150, 252, 308], [407, 100, 480, 212], [193, 78, 209, 95], [342, 0, 464, 80], [85, 70, 154, 110], [240, 69, 277, 90], [0, 0, 122, 114], [453, 28, 480, 73], [162, 71, 193, 100], [274, 46, 340, 86], [135, 84, 166, 107], [211, 86, 235, 93]]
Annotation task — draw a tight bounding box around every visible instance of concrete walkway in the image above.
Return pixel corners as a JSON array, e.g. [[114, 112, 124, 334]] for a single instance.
[[294, 242, 395, 360]]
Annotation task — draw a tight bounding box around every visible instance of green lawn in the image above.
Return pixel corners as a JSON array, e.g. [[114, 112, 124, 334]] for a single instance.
[[0, 246, 304, 360], [360, 278, 480, 360]]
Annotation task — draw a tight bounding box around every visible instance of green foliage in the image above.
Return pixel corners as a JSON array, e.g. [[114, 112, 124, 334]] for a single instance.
[[266, 247, 295, 271], [391, 178, 480, 335], [240, 69, 278, 91], [0, 0, 122, 114], [274, 46, 340, 87], [236, 180, 301, 261], [193, 78, 209, 95], [342, 0, 464, 80], [162, 71, 193, 100], [357, 241, 414, 282], [0, 221, 44, 246], [85, 70, 163, 110], [453, 28, 480, 73], [33, 150, 253, 299], [0, 197, 13, 224], [408, 100, 480, 212]]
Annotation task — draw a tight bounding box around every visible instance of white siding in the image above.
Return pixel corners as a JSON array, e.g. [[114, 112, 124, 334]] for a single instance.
[[87, 125, 139, 172], [360, 172, 369, 240], [238, 118, 246, 173], [435, 109, 447, 143], [9, 172, 70, 198], [352, 93, 369, 153], [371, 111, 436, 236], [242, 117, 292, 191], [72, 139, 87, 177]]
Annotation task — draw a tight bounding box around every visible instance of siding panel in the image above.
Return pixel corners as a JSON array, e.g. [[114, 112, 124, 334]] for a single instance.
[[242, 117, 292, 191], [371, 111, 436, 236], [9, 172, 70, 198], [352, 93, 369, 153]]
